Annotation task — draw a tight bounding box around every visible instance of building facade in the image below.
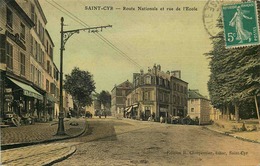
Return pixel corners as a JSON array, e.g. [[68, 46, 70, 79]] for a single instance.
[[125, 64, 188, 121], [188, 89, 211, 124], [111, 80, 133, 118], [0, 0, 59, 122]]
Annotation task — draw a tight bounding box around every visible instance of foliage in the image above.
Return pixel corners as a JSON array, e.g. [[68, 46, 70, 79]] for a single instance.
[[97, 90, 111, 108], [205, 17, 260, 119], [64, 67, 96, 110]]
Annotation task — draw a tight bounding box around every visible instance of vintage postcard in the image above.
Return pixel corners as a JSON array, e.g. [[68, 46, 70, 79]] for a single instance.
[[0, 0, 259, 165]]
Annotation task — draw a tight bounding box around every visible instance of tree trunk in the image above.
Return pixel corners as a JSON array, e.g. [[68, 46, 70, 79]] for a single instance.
[[226, 104, 230, 121], [77, 102, 80, 118], [254, 95, 260, 127], [222, 106, 226, 119], [234, 103, 239, 123]]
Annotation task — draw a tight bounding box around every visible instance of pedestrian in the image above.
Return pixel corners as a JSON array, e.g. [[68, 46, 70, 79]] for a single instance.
[[148, 116, 151, 121], [160, 116, 164, 123]]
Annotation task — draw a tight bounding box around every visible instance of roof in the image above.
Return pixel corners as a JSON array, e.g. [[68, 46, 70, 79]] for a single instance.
[[9, 1, 34, 27], [35, 0, 47, 24], [111, 80, 133, 92], [188, 89, 209, 100], [45, 29, 55, 47]]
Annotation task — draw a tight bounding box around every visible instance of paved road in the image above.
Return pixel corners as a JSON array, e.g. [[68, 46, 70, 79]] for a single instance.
[[54, 118, 260, 166]]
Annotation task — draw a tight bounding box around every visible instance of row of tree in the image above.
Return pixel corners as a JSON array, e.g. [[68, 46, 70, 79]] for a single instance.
[[63, 67, 111, 116], [206, 17, 260, 122]]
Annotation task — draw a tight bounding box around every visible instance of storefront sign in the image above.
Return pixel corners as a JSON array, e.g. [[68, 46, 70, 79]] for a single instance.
[[24, 90, 43, 100], [5, 94, 13, 101], [5, 88, 12, 93]]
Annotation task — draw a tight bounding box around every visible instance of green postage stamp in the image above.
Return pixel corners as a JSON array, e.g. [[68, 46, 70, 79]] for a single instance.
[[222, 2, 260, 48]]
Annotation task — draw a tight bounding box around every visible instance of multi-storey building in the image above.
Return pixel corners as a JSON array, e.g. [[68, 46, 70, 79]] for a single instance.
[[63, 89, 73, 117], [188, 89, 211, 124], [0, 0, 60, 122], [125, 64, 188, 121], [111, 80, 133, 118], [0, 0, 41, 120]]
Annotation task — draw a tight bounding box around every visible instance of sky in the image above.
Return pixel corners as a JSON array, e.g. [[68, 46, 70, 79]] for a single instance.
[[39, 0, 223, 96]]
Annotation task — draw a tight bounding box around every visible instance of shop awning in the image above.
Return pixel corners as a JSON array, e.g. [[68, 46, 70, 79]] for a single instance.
[[133, 103, 139, 108], [8, 78, 43, 100], [126, 106, 133, 113]]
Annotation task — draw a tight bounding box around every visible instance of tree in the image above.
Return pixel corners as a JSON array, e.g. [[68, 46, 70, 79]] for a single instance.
[[206, 16, 260, 122], [97, 90, 111, 114], [64, 67, 96, 116]]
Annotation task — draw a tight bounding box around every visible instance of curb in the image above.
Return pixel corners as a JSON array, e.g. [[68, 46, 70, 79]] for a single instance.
[[43, 146, 77, 166], [202, 126, 260, 144], [1, 119, 89, 150]]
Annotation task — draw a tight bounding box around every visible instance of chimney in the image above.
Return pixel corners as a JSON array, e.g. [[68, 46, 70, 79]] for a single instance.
[[140, 69, 144, 75], [157, 64, 161, 71], [171, 70, 181, 79]]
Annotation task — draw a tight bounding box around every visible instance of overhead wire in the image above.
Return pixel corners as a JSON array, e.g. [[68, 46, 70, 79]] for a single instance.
[[51, 0, 142, 69], [46, 0, 143, 69]]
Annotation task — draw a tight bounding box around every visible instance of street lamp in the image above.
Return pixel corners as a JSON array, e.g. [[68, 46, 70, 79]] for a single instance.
[[56, 17, 112, 135]]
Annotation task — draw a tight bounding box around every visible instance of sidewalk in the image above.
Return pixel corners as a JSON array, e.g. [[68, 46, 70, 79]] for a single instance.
[[1, 117, 88, 165], [204, 119, 260, 144], [1, 117, 88, 150]]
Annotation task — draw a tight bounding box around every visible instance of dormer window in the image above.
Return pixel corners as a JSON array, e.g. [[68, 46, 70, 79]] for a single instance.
[[145, 75, 151, 84]]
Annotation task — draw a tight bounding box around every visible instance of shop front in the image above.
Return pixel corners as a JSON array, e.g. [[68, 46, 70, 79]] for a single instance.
[[46, 93, 57, 121], [3, 77, 43, 124]]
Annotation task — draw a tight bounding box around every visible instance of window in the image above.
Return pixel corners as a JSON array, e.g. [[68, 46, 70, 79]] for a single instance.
[[165, 94, 169, 102], [173, 83, 176, 91], [6, 8, 13, 28], [38, 48, 42, 63], [30, 64, 35, 82], [42, 74, 44, 88], [41, 50, 44, 64], [35, 14, 37, 31], [46, 40, 49, 52], [30, 35, 33, 53], [6, 42, 13, 69], [20, 53, 25, 75], [173, 95, 176, 104], [49, 65, 52, 77], [159, 93, 163, 101], [180, 86, 183, 93], [159, 78, 163, 85], [46, 79, 49, 92], [191, 108, 195, 112], [20, 23, 25, 40], [47, 60, 50, 74], [38, 70, 41, 87], [50, 47, 53, 60], [177, 96, 180, 105], [145, 75, 151, 84], [51, 83, 56, 94], [144, 91, 151, 101]]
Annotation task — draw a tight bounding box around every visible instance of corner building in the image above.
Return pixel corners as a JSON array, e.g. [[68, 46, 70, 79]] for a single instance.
[[125, 64, 188, 121]]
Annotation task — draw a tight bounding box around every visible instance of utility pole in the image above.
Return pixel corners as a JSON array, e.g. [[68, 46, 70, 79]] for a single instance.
[[56, 17, 112, 135]]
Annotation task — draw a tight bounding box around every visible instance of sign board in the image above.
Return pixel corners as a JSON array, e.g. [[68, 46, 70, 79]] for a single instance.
[[5, 88, 12, 93], [5, 94, 14, 101]]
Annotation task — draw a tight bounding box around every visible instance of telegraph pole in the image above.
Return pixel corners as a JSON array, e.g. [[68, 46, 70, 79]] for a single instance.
[[56, 17, 112, 135]]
